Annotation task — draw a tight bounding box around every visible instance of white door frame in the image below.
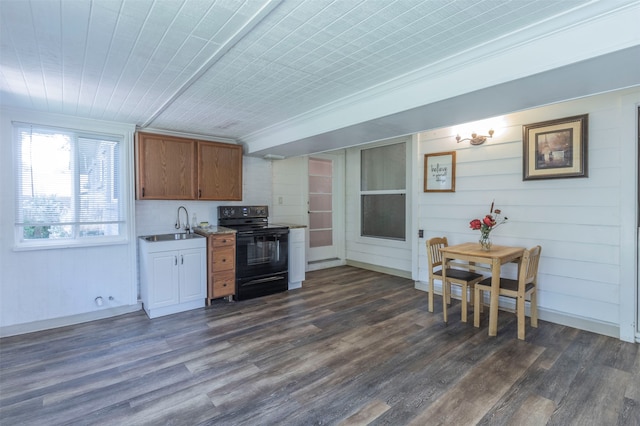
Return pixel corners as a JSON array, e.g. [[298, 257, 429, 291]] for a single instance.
[[305, 152, 346, 271]]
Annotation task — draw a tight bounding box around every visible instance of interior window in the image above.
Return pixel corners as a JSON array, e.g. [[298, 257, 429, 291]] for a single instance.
[[360, 142, 406, 240]]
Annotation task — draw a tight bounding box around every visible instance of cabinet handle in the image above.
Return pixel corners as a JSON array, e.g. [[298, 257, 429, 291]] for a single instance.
[[181, 255, 184, 264], [142, 187, 145, 197], [199, 189, 202, 198], [223, 283, 227, 287], [222, 259, 226, 263], [174, 256, 177, 265]]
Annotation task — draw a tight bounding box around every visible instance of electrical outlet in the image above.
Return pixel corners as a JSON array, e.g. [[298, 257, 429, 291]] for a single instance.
[[278, 196, 283, 205]]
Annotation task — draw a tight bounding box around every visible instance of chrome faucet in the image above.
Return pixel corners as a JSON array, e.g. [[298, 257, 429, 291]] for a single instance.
[[175, 206, 190, 234]]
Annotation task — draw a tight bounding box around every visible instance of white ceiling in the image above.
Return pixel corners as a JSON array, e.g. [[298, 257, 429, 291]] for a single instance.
[[1, 0, 639, 158]]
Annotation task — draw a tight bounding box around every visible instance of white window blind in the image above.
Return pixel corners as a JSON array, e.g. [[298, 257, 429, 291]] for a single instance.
[[360, 142, 406, 240], [14, 122, 125, 246]]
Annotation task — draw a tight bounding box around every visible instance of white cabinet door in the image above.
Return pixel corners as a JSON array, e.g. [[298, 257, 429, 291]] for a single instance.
[[149, 251, 180, 308], [288, 228, 306, 289], [179, 248, 206, 303]]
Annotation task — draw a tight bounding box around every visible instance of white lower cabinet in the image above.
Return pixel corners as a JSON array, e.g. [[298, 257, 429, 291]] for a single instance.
[[288, 227, 306, 289], [139, 237, 206, 319]]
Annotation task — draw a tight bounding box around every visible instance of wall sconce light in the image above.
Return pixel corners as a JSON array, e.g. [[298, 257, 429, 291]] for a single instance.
[[456, 129, 494, 146], [263, 154, 285, 160]]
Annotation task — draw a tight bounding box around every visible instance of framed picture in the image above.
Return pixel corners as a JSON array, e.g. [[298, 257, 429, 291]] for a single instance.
[[523, 114, 588, 180], [424, 151, 455, 192]]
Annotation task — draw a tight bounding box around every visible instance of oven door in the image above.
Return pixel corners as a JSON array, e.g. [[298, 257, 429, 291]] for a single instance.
[[235, 228, 289, 279]]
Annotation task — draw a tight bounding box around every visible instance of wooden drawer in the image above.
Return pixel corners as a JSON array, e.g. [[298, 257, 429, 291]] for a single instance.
[[212, 246, 235, 272], [212, 270, 235, 297], [212, 234, 235, 248]]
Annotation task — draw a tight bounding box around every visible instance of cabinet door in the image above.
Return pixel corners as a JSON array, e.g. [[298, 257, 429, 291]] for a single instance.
[[288, 228, 306, 285], [137, 132, 196, 199], [149, 252, 180, 308], [289, 241, 305, 283], [197, 141, 243, 200], [179, 248, 205, 303]]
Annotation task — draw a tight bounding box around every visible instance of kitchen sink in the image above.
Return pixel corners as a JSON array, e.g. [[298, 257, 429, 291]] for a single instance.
[[142, 233, 202, 242], [139, 233, 205, 252]]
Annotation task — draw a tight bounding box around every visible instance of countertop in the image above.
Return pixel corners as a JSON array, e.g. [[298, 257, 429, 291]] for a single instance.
[[193, 225, 237, 236], [272, 223, 307, 229]]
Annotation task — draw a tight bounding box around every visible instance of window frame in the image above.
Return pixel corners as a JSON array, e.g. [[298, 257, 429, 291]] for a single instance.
[[13, 121, 129, 250], [358, 139, 409, 244]]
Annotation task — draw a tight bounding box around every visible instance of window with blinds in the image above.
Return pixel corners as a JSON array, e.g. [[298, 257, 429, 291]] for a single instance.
[[14, 123, 125, 247], [360, 142, 406, 240]]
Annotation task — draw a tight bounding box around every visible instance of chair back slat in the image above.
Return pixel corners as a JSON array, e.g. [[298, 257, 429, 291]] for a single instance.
[[519, 245, 542, 292], [426, 237, 447, 270]]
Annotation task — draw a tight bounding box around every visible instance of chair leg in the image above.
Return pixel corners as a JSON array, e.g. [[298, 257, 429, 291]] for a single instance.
[[442, 281, 448, 323], [530, 290, 538, 328], [517, 295, 526, 340], [460, 284, 468, 323], [474, 287, 481, 327], [428, 279, 434, 313]]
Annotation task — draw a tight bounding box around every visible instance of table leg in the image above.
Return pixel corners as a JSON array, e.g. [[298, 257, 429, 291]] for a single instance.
[[488, 259, 501, 336], [442, 259, 448, 323]]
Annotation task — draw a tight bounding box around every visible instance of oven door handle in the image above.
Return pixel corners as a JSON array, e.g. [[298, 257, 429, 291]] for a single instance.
[[245, 276, 285, 286]]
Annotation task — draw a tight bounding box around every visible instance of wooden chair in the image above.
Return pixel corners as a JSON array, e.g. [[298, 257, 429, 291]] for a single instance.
[[474, 245, 542, 340], [426, 237, 484, 323]]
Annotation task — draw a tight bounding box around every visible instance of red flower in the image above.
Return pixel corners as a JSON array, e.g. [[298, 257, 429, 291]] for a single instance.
[[469, 219, 482, 230], [483, 215, 496, 227]]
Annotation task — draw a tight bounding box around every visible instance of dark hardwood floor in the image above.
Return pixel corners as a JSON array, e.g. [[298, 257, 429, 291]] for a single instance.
[[1, 266, 638, 425]]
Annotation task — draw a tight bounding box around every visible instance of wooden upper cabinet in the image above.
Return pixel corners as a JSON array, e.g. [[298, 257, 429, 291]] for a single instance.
[[137, 132, 196, 200], [197, 141, 243, 201], [136, 131, 243, 201]]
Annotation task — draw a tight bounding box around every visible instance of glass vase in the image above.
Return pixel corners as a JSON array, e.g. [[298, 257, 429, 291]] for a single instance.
[[479, 233, 492, 251]]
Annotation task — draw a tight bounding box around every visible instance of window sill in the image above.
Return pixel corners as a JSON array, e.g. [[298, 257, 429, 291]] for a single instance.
[[13, 237, 129, 252]]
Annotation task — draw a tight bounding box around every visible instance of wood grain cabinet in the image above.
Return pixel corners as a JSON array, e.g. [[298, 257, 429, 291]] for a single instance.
[[197, 141, 243, 201], [206, 233, 236, 304], [136, 132, 243, 201], [136, 132, 196, 200]]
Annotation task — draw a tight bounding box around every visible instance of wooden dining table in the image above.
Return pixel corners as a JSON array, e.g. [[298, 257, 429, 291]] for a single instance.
[[440, 242, 525, 336]]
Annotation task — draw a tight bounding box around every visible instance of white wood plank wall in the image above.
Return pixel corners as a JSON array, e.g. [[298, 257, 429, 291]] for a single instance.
[[416, 88, 640, 339]]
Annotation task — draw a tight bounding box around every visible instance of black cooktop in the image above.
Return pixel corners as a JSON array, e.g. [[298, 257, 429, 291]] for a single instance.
[[218, 205, 288, 232]]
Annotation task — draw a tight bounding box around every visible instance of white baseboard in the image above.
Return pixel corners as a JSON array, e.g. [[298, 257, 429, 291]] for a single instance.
[[307, 258, 346, 271], [414, 281, 620, 340], [0, 303, 143, 338], [346, 260, 412, 279]]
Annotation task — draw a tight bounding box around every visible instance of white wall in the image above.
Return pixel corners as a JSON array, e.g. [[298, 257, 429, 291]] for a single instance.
[[415, 88, 640, 341], [270, 156, 307, 226], [0, 111, 274, 336], [0, 109, 138, 335]]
